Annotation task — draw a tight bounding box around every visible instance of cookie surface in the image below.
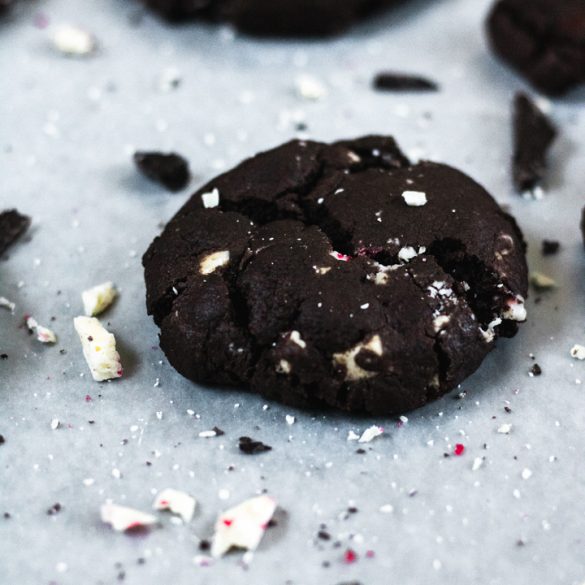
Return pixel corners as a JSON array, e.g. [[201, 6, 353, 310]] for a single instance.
[[487, 0, 585, 96], [140, 0, 400, 36], [143, 136, 528, 415]]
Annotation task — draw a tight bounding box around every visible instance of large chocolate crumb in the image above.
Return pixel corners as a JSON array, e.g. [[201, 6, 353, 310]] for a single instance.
[[134, 152, 190, 192], [0, 209, 31, 256], [542, 240, 560, 256], [238, 436, 272, 454], [373, 72, 438, 92]]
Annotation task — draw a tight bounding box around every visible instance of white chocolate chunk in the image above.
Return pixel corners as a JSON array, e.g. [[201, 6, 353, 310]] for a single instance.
[[153, 488, 196, 523], [570, 345, 585, 360], [211, 495, 277, 558], [530, 272, 556, 290], [82, 281, 117, 316], [74, 316, 123, 381], [276, 359, 291, 374], [398, 246, 426, 263], [201, 188, 220, 208], [358, 425, 384, 443], [26, 316, 57, 344], [333, 334, 383, 381], [52, 25, 96, 56], [479, 317, 502, 343], [101, 503, 157, 532], [401, 190, 427, 207], [433, 315, 450, 332], [0, 296, 15, 312], [200, 250, 230, 275], [289, 330, 306, 348], [315, 266, 331, 275]]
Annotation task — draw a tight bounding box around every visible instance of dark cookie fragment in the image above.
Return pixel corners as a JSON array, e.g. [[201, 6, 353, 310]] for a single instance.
[[238, 436, 272, 454], [373, 72, 438, 92], [541, 240, 559, 256], [0, 209, 31, 256], [0, 0, 15, 15], [513, 93, 557, 194], [134, 152, 190, 192], [143, 136, 528, 415], [140, 0, 402, 37], [487, 0, 585, 96]]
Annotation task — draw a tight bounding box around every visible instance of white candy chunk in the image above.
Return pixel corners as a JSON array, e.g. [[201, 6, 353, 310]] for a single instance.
[[153, 488, 196, 523], [201, 188, 220, 208], [211, 495, 277, 558], [101, 503, 157, 532], [502, 295, 527, 322], [0, 296, 15, 312], [74, 316, 123, 381], [530, 272, 556, 290], [289, 330, 306, 348], [82, 282, 117, 316], [398, 246, 425, 263], [570, 345, 585, 360], [52, 25, 96, 56], [347, 430, 360, 441], [472, 457, 484, 471], [358, 425, 384, 443], [401, 190, 427, 207], [26, 316, 57, 344], [333, 334, 383, 381], [200, 250, 230, 275], [497, 423, 513, 434], [295, 75, 327, 100]]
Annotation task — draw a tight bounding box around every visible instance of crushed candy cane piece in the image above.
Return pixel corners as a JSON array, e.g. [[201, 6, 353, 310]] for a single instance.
[[82, 282, 117, 316], [101, 503, 157, 532], [26, 316, 57, 344], [201, 188, 220, 208], [73, 316, 122, 381], [453, 443, 465, 456], [52, 24, 96, 56], [211, 495, 277, 558], [401, 190, 427, 207], [358, 425, 384, 443], [570, 345, 585, 360], [330, 251, 351, 262], [153, 488, 196, 523], [472, 457, 484, 471], [347, 430, 360, 441], [0, 296, 15, 312]]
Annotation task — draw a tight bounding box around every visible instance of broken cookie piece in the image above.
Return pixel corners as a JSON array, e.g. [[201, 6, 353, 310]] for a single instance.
[[73, 316, 123, 381], [373, 72, 438, 92], [134, 151, 190, 192], [0, 209, 31, 256], [82, 282, 117, 316], [513, 93, 557, 196]]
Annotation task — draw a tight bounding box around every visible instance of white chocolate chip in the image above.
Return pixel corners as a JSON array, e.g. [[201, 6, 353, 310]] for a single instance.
[[289, 330, 306, 348], [201, 188, 220, 208], [199, 250, 230, 275], [52, 25, 96, 56], [502, 295, 527, 322], [73, 316, 123, 381], [433, 315, 450, 332], [333, 334, 383, 381], [401, 190, 427, 207], [295, 75, 327, 100], [82, 282, 117, 316]]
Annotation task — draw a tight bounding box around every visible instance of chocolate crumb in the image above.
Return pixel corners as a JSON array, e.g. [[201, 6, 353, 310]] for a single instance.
[[542, 240, 560, 256], [212, 426, 225, 436], [0, 209, 31, 256], [238, 436, 272, 454], [0, 354, 7, 360], [134, 151, 190, 192], [373, 72, 439, 92], [198, 539, 211, 551], [318, 530, 331, 540], [529, 363, 542, 377], [0, 435, 4, 445], [46, 503, 62, 516]]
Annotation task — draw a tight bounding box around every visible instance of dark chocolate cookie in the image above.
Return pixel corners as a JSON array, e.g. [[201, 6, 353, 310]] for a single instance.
[[143, 136, 528, 415], [487, 0, 585, 96], [140, 0, 401, 36], [0, 209, 31, 256]]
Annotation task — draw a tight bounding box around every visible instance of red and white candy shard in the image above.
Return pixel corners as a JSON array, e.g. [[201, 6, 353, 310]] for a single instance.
[[211, 495, 277, 558], [26, 316, 57, 344], [100, 503, 157, 532], [153, 488, 196, 523], [330, 251, 351, 262], [73, 316, 123, 382], [358, 425, 384, 443]]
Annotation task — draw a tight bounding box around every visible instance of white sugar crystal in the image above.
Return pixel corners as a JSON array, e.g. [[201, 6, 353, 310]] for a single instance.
[[52, 24, 96, 56], [153, 488, 196, 522], [295, 75, 327, 100], [73, 316, 122, 382], [211, 495, 277, 557], [101, 503, 157, 532], [358, 425, 384, 443], [285, 415, 295, 425], [472, 457, 484, 471], [571, 344, 585, 360], [82, 282, 117, 316], [521, 468, 533, 480], [50, 418, 60, 430], [497, 423, 513, 434], [379, 504, 394, 513], [401, 190, 427, 207], [198, 430, 217, 438], [199, 250, 230, 275]]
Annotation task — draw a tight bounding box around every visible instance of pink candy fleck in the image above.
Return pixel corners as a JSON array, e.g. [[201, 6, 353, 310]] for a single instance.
[[454, 443, 465, 456], [344, 549, 358, 564]]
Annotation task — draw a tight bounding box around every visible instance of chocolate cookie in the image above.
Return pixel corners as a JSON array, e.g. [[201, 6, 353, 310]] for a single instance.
[[140, 0, 401, 36], [487, 0, 585, 96], [143, 136, 528, 415]]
